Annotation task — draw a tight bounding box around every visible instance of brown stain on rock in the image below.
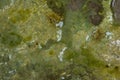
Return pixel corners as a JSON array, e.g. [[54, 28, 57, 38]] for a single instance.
[[92, 29, 105, 41]]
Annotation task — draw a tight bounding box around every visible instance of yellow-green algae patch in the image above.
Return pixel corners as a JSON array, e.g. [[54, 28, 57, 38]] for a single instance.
[[0, 0, 120, 80]]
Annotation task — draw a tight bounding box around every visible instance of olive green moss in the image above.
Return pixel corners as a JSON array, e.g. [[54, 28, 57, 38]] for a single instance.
[[0, 0, 11, 9], [64, 49, 79, 61], [63, 46, 106, 80], [46, 0, 66, 16], [0, 0, 120, 80], [9, 9, 32, 24], [80, 47, 105, 67], [0, 32, 22, 47]]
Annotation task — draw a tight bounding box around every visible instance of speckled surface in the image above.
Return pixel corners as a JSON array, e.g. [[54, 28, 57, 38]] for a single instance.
[[0, 0, 120, 80]]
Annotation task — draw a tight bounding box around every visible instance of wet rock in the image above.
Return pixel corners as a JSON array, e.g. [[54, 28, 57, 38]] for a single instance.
[[88, 0, 104, 26], [89, 14, 103, 26], [111, 0, 120, 25], [88, 0, 103, 12]]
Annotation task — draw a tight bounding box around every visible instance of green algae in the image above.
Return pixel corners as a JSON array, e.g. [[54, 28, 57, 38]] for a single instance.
[[0, 0, 120, 80], [46, 0, 65, 16], [80, 47, 105, 67], [64, 49, 79, 61], [0, 0, 11, 9], [0, 32, 23, 47], [9, 8, 32, 24]]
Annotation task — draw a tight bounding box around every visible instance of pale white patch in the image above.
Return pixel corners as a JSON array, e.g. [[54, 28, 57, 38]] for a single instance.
[[15, 45, 27, 51], [86, 35, 90, 41], [0, 63, 3, 65], [106, 12, 113, 23], [112, 77, 117, 80], [102, 54, 113, 62], [8, 17, 10, 19], [66, 74, 71, 77], [106, 32, 112, 36], [8, 69, 16, 74], [61, 72, 66, 75], [56, 29, 62, 42], [38, 44, 42, 49], [108, 14, 113, 22], [10, 0, 14, 6], [116, 40, 120, 46], [58, 47, 67, 62], [111, 40, 120, 47], [5, 62, 7, 65], [61, 77, 65, 80], [56, 21, 64, 28], [105, 31, 113, 39], [9, 54, 12, 60]]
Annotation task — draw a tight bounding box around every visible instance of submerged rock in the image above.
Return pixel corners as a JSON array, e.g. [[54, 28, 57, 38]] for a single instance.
[[89, 14, 103, 26]]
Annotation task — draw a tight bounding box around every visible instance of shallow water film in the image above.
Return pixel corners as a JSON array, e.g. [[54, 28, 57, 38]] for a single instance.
[[0, 0, 120, 80]]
